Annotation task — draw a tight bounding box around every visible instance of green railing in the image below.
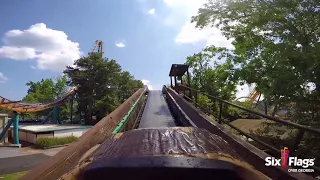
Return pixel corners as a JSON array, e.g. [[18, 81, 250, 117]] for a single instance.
[[112, 89, 147, 134]]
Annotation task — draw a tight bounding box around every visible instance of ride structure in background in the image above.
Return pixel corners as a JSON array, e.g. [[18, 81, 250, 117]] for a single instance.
[[0, 40, 104, 147], [246, 88, 296, 117], [88, 40, 103, 56], [248, 90, 260, 104], [0, 87, 76, 113], [0, 87, 77, 146]]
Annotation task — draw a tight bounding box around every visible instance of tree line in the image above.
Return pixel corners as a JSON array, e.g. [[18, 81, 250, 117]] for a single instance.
[[2, 53, 143, 125]]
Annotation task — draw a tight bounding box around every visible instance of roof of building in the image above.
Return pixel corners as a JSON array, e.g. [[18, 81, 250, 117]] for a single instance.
[[169, 64, 189, 77]]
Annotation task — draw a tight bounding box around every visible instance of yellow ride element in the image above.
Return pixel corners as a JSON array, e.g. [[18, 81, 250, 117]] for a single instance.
[[0, 87, 77, 113], [88, 40, 103, 56], [248, 90, 260, 103]]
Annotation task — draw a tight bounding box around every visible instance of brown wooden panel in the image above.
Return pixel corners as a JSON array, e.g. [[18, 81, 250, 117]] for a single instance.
[[60, 127, 269, 180], [90, 127, 241, 159]]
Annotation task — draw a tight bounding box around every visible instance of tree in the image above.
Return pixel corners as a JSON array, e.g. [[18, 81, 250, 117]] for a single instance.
[[191, 0, 320, 108], [23, 76, 70, 119], [190, 0, 320, 171], [184, 45, 240, 119], [64, 53, 143, 125], [117, 71, 144, 102], [186, 45, 237, 100]]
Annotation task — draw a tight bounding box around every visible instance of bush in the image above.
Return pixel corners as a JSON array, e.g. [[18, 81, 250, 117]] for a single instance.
[[226, 101, 260, 119], [36, 136, 78, 148]]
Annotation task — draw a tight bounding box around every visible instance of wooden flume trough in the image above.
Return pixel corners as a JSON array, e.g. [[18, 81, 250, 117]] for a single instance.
[[20, 82, 316, 180]]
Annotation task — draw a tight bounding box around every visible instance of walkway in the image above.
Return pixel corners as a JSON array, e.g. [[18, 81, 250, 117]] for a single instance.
[[0, 153, 50, 174], [0, 147, 64, 175]]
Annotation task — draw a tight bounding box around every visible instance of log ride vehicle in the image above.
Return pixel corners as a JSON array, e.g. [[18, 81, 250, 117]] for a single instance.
[[59, 127, 270, 180]]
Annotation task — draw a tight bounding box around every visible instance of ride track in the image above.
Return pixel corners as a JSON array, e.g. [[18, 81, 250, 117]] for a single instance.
[[0, 87, 77, 113]]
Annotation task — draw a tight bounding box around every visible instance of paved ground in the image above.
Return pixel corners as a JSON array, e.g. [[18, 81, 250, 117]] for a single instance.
[[20, 146, 65, 157], [138, 90, 176, 128], [0, 146, 64, 158], [0, 153, 50, 175], [0, 146, 64, 175], [0, 147, 31, 159]]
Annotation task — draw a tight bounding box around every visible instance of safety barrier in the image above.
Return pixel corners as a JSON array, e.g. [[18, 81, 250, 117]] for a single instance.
[[166, 86, 316, 180], [176, 85, 320, 153], [112, 88, 147, 134]]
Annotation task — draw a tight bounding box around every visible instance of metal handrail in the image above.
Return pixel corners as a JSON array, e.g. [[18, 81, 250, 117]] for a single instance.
[[179, 85, 320, 135], [174, 84, 320, 173]]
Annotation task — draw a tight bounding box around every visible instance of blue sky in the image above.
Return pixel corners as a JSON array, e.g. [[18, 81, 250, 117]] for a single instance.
[[0, 0, 235, 100]]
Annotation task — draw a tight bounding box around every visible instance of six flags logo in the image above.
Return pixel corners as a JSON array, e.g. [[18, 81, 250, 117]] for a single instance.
[[265, 147, 315, 170], [281, 147, 290, 168]]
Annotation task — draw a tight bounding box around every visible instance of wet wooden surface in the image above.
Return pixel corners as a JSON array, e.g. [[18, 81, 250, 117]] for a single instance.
[[60, 127, 269, 180], [90, 127, 241, 160]]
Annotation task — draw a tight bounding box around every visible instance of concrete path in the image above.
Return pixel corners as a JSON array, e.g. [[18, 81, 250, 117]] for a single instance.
[[0, 153, 50, 175], [0, 147, 31, 159], [0, 146, 64, 158], [0, 146, 64, 175], [20, 146, 65, 157]]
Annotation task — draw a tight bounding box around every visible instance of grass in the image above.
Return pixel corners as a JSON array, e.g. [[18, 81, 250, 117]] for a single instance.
[[35, 136, 78, 148], [0, 171, 27, 180]]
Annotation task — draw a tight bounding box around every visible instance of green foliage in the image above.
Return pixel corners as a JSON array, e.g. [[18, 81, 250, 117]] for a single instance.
[[185, 46, 262, 120], [0, 109, 13, 116], [18, 53, 142, 125], [192, 0, 320, 105], [22, 76, 70, 119], [186, 45, 237, 101], [64, 53, 143, 125], [0, 171, 28, 180], [198, 94, 214, 108], [227, 101, 260, 119], [190, 0, 320, 171], [36, 136, 78, 148]]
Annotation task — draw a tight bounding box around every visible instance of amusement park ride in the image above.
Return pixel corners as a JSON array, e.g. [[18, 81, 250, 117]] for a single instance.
[[0, 40, 104, 146], [0, 40, 318, 180], [246, 87, 295, 116], [89, 40, 103, 56], [248, 90, 260, 104]]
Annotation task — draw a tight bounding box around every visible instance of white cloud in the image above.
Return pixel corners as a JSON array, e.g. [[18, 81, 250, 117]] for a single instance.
[[148, 8, 155, 14], [141, 79, 153, 90], [235, 84, 251, 101], [164, 0, 204, 16], [0, 72, 8, 83], [175, 21, 234, 48], [163, 0, 233, 49], [162, 0, 206, 27], [0, 23, 81, 72], [115, 41, 126, 48]]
